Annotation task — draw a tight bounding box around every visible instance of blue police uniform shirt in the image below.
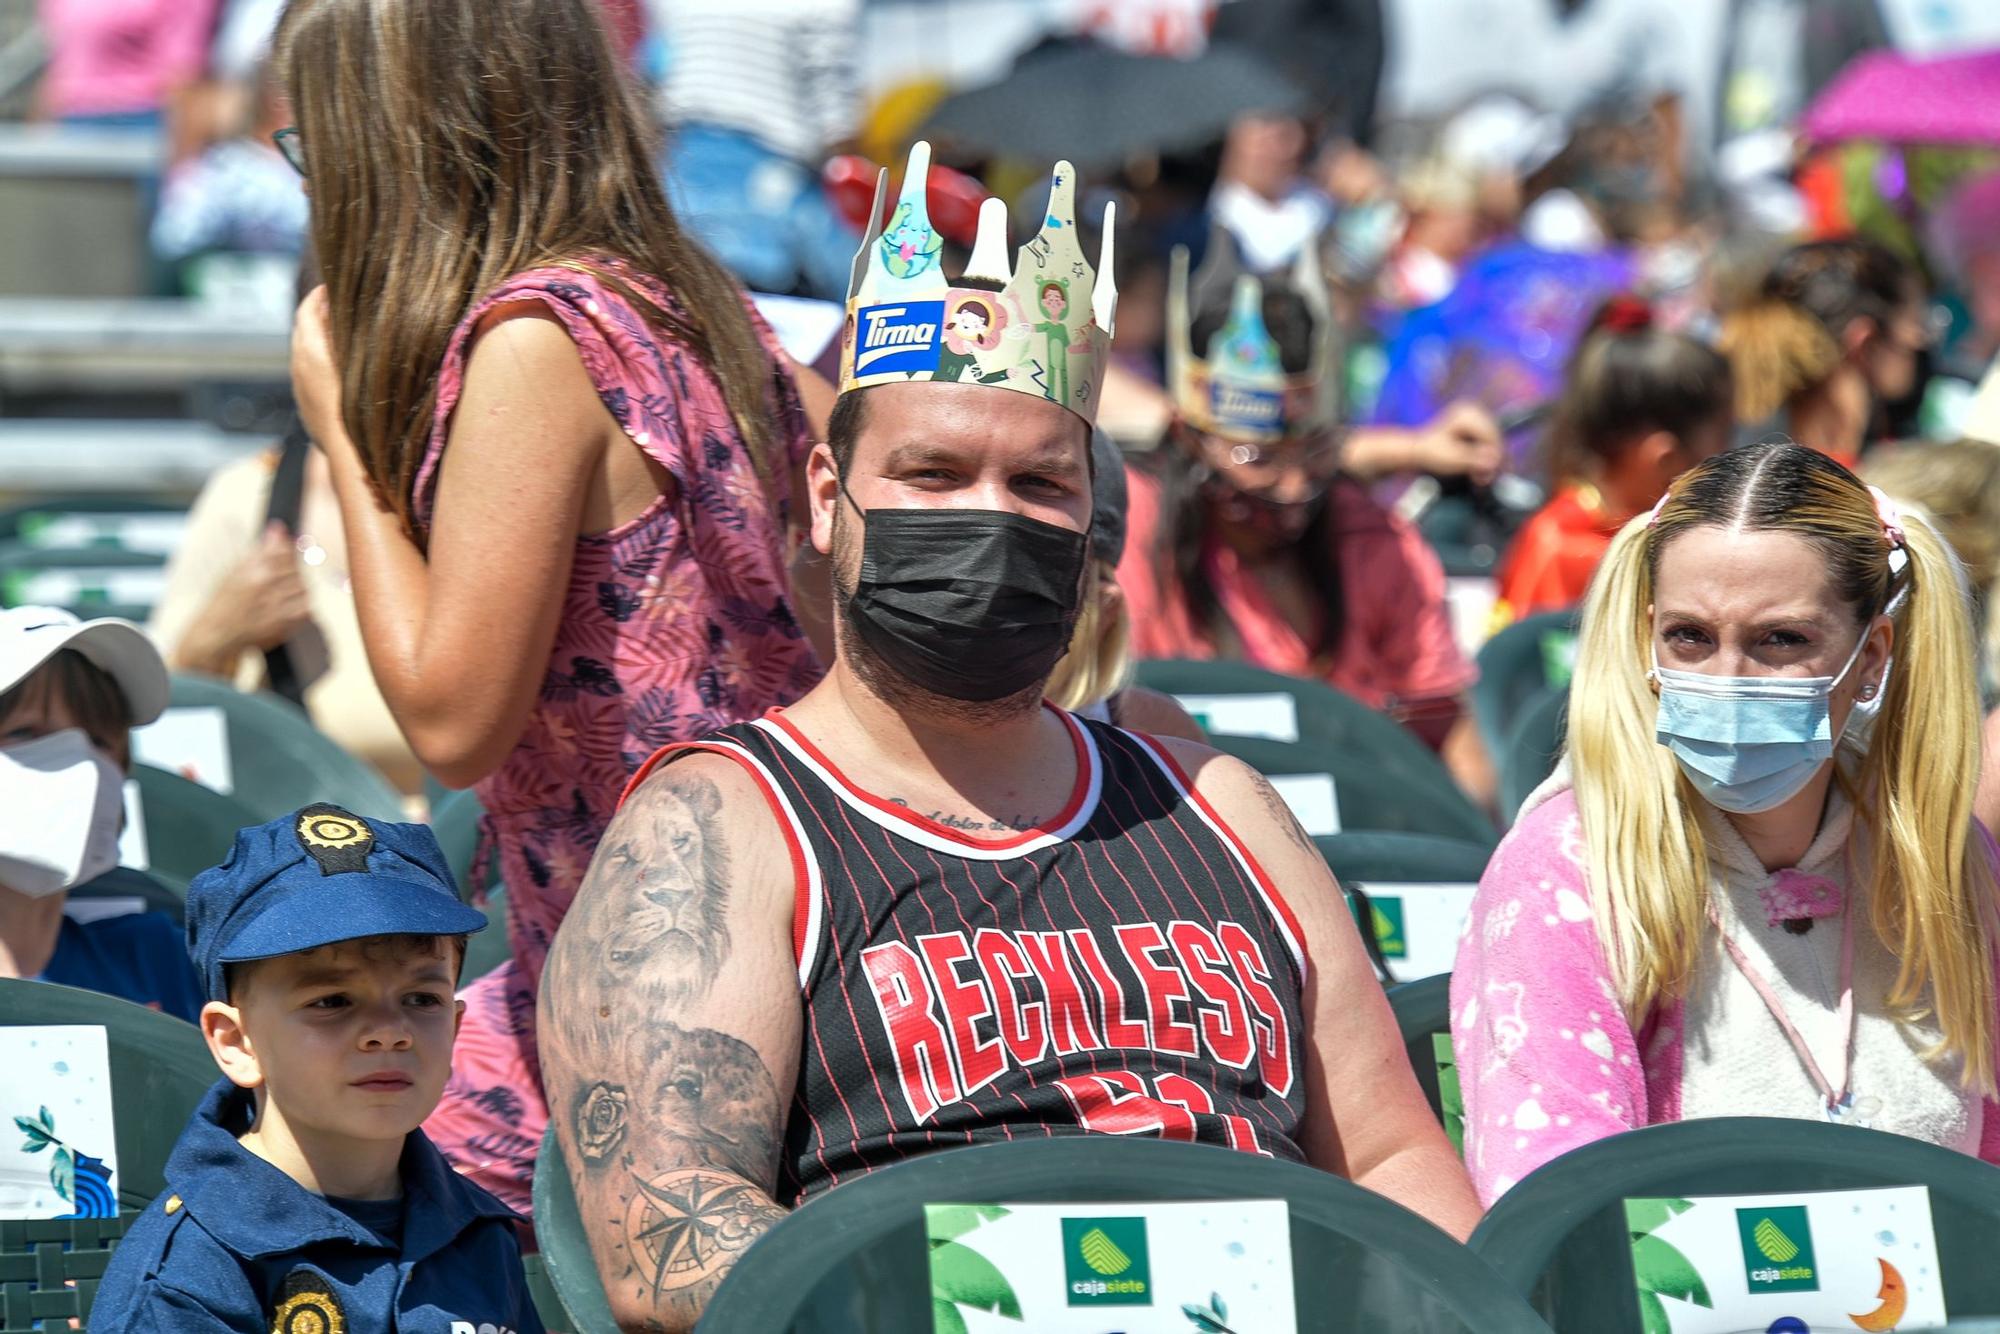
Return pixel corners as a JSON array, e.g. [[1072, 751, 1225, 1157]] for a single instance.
[[90, 1079, 544, 1334], [37, 911, 202, 1023]]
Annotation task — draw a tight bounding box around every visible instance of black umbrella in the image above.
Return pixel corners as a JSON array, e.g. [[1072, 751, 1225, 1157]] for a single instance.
[[920, 38, 1307, 169]]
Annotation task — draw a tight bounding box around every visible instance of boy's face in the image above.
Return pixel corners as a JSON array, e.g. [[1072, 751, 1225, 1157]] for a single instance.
[[208, 937, 463, 1146]]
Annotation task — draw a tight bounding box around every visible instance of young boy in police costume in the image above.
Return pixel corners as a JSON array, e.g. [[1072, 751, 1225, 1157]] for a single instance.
[[91, 805, 544, 1334]]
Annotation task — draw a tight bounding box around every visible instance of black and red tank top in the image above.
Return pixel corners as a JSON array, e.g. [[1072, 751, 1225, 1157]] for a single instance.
[[628, 705, 1311, 1205]]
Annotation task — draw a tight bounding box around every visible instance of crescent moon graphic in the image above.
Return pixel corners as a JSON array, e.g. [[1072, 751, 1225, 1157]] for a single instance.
[[1849, 1257, 1908, 1332]]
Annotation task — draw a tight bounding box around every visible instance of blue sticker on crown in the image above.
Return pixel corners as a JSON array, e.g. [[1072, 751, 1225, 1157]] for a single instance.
[[1210, 382, 1285, 433], [855, 301, 946, 375]]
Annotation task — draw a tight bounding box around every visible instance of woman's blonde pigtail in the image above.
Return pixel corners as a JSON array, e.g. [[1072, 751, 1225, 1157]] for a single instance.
[[1863, 516, 1997, 1094], [1567, 514, 1710, 1024]]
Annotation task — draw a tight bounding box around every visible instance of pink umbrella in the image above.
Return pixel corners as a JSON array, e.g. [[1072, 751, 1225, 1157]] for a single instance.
[[1802, 47, 2000, 146]]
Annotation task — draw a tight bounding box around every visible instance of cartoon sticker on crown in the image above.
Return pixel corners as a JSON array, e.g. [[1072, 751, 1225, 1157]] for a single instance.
[[839, 141, 1117, 423], [1167, 227, 1341, 443]]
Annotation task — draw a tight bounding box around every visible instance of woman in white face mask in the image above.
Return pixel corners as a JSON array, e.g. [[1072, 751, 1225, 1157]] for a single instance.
[[1451, 440, 2000, 1204], [0, 606, 202, 1021]]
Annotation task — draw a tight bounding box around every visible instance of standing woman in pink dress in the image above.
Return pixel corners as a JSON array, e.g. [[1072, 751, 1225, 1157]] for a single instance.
[[275, 0, 821, 1213]]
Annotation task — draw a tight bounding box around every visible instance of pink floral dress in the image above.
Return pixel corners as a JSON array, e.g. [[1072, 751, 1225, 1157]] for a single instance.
[[413, 261, 820, 1210]]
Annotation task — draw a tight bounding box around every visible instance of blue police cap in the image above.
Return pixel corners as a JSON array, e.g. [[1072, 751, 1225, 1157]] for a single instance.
[[186, 804, 487, 1002]]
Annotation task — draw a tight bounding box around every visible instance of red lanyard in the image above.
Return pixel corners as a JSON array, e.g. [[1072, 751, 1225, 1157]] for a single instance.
[[1706, 892, 1857, 1120]]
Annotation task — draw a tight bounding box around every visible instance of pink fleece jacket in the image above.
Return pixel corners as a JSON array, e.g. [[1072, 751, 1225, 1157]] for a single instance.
[[1450, 784, 2000, 1205]]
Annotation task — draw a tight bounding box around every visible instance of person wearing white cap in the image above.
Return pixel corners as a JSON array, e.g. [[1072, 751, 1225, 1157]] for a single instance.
[[0, 606, 201, 1020]]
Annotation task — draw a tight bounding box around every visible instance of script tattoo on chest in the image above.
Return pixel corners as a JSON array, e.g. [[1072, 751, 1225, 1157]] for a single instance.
[[887, 797, 1039, 835]]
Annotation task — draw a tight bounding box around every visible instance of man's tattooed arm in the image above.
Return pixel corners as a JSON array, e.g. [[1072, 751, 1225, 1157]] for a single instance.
[[540, 756, 803, 1334]]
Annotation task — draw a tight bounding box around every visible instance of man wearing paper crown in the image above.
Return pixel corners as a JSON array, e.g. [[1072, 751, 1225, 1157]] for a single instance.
[[1116, 227, 1481, 764], [539, 143, 1479, 1331]]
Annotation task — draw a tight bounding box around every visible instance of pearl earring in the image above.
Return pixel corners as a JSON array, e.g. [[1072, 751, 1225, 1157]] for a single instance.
[[1860, 683, 1879, 700]]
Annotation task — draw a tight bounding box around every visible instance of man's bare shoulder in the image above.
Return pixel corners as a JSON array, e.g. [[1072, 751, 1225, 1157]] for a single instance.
[[1147, 736, 1344, 937]]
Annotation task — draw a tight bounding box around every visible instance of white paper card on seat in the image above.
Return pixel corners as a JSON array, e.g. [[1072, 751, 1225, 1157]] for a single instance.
[[134, 705, 233, 794], [1621, 1185, 1943, 1333], [0, 1026, 120, 1220], [1171, 692, 1299, 742], [1355, 882, 1479, 983], [116, 779, 147, 871], [1268, 773, 1339, 836], [926, 1198, 1295, 1332]]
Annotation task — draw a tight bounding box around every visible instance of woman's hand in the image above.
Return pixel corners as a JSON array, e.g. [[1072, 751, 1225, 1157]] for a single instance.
[[1411, 401, 1505, 485], [289, 286, 358, 468], [170, 521, 315, 673]]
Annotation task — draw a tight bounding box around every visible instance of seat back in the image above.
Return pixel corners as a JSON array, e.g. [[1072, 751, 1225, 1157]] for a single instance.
[[0, 980, 216, 1332], [431, 787, 500, 898], [1386, 974, 1454, 1135], [688, 1137, 1552, 1332], [459, 885, 512, 983], [166, 675, 403, 822], [130, 762, 262, 893], [1134, 659, 1493, 845], [531, 1126, 621, 1334], [0, 498, 185, 557], [1471, 608, 1579, 757], [1319, 833, 1489, 983], [1496, 686, 1568, 825], [0, 545, 166, 624], [1468, 1116, 2000, 1332], [0, 980, 215, 1206]]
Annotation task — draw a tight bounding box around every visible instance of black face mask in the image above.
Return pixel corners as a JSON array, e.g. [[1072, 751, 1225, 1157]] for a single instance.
[[842, 503, 1088, 703]]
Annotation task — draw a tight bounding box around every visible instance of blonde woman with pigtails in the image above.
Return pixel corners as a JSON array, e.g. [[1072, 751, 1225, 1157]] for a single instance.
[[1451, 439, 2000, 1204]]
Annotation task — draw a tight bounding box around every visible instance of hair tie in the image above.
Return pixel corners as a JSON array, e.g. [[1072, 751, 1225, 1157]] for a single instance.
[[1867, 485, 1906, 550], [1600, 294, 1654, 334], [1645, 490, 1671, 528]]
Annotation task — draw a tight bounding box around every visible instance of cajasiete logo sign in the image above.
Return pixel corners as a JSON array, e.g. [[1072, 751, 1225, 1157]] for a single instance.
[[1736, 1204, 1819, 1293], [1061, 1216, 1152, 1306]]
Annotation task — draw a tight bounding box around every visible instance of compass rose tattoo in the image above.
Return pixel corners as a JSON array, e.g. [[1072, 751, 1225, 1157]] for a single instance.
[[618, 1168, 787, 1303]]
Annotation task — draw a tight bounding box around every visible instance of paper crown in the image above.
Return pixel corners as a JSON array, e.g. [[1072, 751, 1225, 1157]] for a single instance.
[[1166, 228, 1340, 442], [839, 142, 1117, 423]]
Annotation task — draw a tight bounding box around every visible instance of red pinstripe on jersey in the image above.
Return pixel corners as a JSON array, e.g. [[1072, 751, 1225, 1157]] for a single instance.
[[624, 707, 1311, 1204]]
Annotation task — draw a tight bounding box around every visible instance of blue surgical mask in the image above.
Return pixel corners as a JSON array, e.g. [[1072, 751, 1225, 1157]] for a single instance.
[[1652, 631, 1869, 815]]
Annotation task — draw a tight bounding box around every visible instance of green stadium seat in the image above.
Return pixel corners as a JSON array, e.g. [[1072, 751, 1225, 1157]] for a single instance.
[[166, 675, 403, 823], [1134, 659, 1495, 847], [131, 762, 262, 893], [68, 865, 186, 925], [459, 885, 512, 983], [0, 981, 216, 1332], [0, 498, 185, 556], [432, 787, 500, 898], [531, 1126, 620, 1334], [0, 545, 165, 624], [680, 1136, 1553, 1332], [1470, 608, 1579, 758], [1387, 974, 1455, 1138], [1468, 1116, 2000, 1332], [1319, 833, 1488, 983], [1496, 686, 1567, 826], [522, 1253, 575, 1334]]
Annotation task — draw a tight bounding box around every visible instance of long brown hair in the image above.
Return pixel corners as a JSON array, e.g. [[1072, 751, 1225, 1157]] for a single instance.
[[1547, 295, 1732, 488], [1719, 239, 1914, 422], [275, 0, 779, 537]]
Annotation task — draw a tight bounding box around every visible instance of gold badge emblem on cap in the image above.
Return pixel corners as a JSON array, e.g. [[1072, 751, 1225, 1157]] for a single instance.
[[293, 804, 375, 875], [297, 810, 371, 851]]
